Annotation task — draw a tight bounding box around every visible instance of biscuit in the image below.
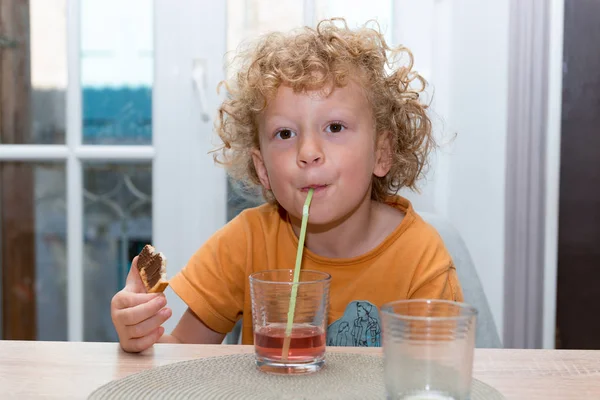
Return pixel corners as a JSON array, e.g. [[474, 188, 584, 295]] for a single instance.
[[136, 244, 169, 293]]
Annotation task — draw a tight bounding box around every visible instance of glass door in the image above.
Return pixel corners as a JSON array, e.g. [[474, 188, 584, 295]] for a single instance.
[[0, 0, 227, 341]]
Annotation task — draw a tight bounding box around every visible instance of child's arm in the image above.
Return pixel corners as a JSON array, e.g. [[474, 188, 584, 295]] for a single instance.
[[159, 308, 226, 344]]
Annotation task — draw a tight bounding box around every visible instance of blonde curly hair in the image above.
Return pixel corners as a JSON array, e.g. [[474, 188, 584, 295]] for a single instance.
[[214, 18, 434, 203]]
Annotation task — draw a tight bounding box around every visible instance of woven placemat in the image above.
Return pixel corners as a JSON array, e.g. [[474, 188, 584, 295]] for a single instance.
[[88, 353, 504, 399]]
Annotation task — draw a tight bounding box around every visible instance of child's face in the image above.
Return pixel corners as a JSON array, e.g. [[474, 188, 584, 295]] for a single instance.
[[252, 80, 391, 225]]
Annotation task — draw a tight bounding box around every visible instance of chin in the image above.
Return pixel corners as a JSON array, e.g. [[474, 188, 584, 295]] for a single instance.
[[303, 213, 335, 226], [282, 202, 333, 225], [302, 206, 347, 227]]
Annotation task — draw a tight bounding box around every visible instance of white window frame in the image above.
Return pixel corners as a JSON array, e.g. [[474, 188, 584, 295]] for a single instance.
[[0, 0, 227, 341], [153, 0, 227, 333]]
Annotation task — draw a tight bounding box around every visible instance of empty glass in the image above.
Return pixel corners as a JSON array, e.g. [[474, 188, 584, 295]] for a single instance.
[[249, 269, 331, 375], [381, 300, 478, 400]]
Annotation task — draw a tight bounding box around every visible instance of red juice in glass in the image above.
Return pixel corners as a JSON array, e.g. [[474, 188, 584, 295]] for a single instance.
[[254, 323, 326, 362]]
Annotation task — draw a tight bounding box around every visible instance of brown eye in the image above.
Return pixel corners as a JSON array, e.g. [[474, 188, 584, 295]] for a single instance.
[[276, 129, 295, 140], [327, 123, 345, 133]]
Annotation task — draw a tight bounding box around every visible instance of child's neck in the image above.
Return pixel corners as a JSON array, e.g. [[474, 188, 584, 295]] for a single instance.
[[291, 198, 404, 259]]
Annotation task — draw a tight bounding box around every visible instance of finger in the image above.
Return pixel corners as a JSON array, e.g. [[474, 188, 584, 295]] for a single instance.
[[117, 295, 167, 326], [125, 256, 147, 292], [127, 307, 172, 339], [125, 326, 164, 353], [112, 291, 163, 311]]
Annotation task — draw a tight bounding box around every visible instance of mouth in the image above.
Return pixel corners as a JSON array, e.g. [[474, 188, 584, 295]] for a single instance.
[[300, 184, 329, 193]]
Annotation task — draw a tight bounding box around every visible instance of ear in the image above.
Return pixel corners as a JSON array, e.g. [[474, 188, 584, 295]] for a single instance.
[[251, 148, 271, 190], [373, 131, 393, 177]]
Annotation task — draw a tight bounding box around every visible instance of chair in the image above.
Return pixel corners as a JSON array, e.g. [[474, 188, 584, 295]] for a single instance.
[[419, 212, 503, 348], [224, 319, 243, 344]]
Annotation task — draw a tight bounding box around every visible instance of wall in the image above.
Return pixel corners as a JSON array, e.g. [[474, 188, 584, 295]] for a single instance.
[[394, 0, 510, 336]]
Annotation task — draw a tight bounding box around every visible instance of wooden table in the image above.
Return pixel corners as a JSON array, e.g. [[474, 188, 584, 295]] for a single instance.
[[1, 341, 599, 399]]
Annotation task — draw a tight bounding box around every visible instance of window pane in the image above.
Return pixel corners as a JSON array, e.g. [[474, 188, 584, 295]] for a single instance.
[[81, 0, 153, 145], [315, 0, 394, 44], [225, 0, 304, 220], [0, 163, 67, 340], [0, 0, 67, 144], [227, 179, 264, 221], [227, 0, 304, 66], [83, 163, 152, 342]]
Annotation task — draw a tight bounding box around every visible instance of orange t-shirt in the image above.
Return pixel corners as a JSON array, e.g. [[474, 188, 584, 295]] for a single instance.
[[169, 196, 463, 346]]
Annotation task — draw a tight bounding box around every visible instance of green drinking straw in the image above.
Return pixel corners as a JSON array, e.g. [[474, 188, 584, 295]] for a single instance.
[[281, 188, 314, 360]]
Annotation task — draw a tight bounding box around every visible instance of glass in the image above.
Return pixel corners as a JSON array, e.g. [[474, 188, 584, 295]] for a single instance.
[[249, 269, 331, 375], [227, 0, 303, 63], [381, 300, 478, 400], [0, 163, 67, 340], [315, 0, 394, 45], [83, 163, 152, 341], [80, 0, 153, 145], [225, 0, 304, 219], [226, 178, 264, 221], [1, 0, 67, 144]]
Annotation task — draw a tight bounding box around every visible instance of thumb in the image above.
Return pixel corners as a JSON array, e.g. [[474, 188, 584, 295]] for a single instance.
[[125, 256, 147, 293]]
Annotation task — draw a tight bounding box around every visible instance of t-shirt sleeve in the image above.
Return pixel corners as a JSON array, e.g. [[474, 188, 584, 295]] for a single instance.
[[406, 225, 464, 302], [409, 265, 464, 302], [168, 213, 249, 334]]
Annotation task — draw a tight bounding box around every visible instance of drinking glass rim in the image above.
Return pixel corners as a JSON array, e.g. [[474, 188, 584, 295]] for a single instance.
[[249, 269, 331, 285], [380, 299, 478, 322]]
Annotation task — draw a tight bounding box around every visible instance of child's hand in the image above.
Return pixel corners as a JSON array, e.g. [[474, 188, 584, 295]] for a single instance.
[[111, 256, 172, 353]]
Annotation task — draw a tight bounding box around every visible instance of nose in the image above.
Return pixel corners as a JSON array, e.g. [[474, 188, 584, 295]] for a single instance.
[[297, 133, 325, 167]]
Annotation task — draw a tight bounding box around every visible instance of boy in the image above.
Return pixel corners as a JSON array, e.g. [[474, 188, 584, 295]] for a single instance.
[[111, 19, 463, 353]]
